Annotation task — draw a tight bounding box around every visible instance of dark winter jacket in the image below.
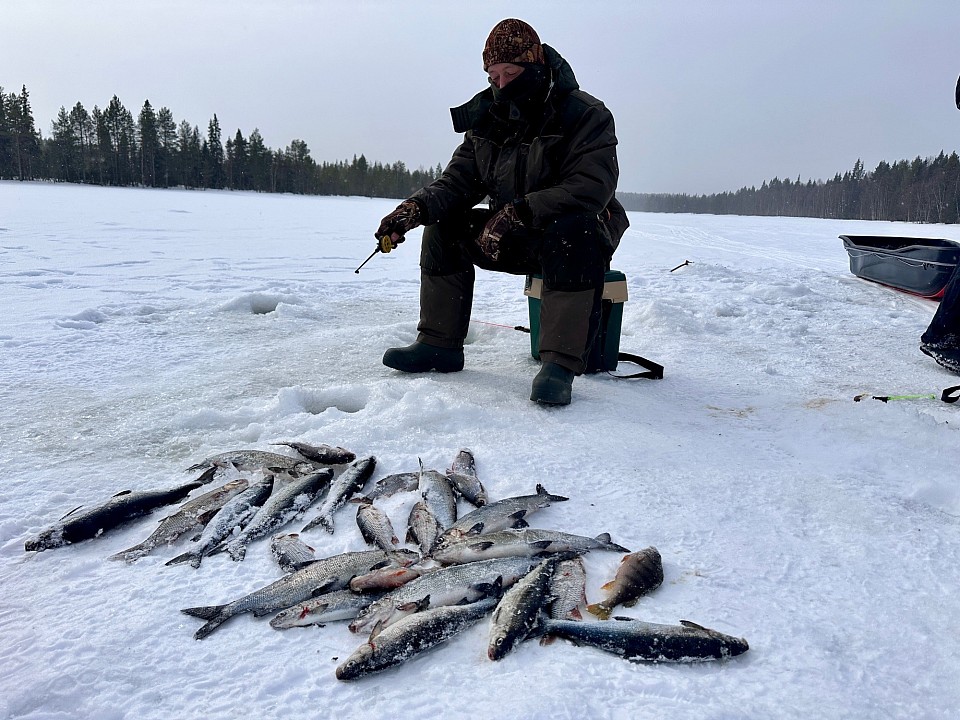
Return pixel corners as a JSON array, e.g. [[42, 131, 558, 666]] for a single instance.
[[412, 44, 628, 247]]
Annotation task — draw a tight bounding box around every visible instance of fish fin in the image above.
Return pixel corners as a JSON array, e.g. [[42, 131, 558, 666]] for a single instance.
[[369, 558, 392, 571], [569, 607, 583, 620], [194, 466, 219, 484], [396, 595, 431, 613], [536, 485, 569, 502], [309, 579, 338, 598], [623, 599, 639, 608], [585, 603, 612, 620], [368, 618, 388, 640], [289, 559, 317, 572], [471, 541, 495, 551], [595, 532, 612, 543], [679, 620, 711, 631], [470, 576, 502, 599], [181, 604, 226, 620], [350, 496, 372, 505], [466, 522, 485, 535], [165, 552, 191, 566], [530, 540, 553, 550], [386, 550, 410, 567], [60, 505, 86, 520], [612, 616, 634, 622], [600, 580, 615, 591]]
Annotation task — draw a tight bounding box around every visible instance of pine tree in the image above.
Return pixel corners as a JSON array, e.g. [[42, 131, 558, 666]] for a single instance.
[[206, 114, 223, 189], [138, 100, 159, 187], [69, 102, 93, 183], [0, 87, 13, 179], [247, 128, 270, 192], [156, 107, 176, 187], [50, 106, 78, 181], [11, 85, 40, 180]]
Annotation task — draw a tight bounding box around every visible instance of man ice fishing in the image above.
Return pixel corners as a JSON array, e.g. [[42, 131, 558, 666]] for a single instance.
[[374, 18, 628, 406]]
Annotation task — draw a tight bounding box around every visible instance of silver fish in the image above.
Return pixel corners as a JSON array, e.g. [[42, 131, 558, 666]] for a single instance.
[[354, 497, 399, 551], [431, 529, 630, 565], [489, 556, 560, 661], [436, 484, 568, 546], [406, 500, 443, 556], [25, 480, 205, 552], [270, 533, 316, 573], [270, 589, 387, 629], [547, 556, 587, 621], [181, 548, 414, 639], [108, 479, 250, 563], [302, 456, 377, 533], [186, 449, 318, 476], [336, 597, 498, 681], [271, 441, 356, 465], [366, 472, 420, 501], [537, 616, 749, 663], [222, 468, 333, 560], [587, 546, 664, 620], [350, 555, 542, 636], [166, 477, 274, 568], [445, 448, 487, 506], [418, 460, 457, 530]]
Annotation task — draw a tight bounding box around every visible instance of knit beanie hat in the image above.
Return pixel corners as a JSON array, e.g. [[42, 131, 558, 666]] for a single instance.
[[482, 19, 545, 70]]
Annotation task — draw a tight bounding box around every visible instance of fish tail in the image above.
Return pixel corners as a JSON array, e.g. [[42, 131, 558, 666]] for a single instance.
[[107, 545, 144, 563], [301, 515, 324, 533], [193, 617, 227, 640], [594, 533, 630, 553], [165, 551, 201, 568], [585, 603, 612, 620], [226, 542, 246, 561], [181, 604, 226, 620], [536, 484, 570, 502]]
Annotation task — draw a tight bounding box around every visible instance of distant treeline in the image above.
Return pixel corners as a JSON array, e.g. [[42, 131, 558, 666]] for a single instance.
[[6, 83, 960, 224], [0, 84, 441, 196], [619, 154, 960, 224]]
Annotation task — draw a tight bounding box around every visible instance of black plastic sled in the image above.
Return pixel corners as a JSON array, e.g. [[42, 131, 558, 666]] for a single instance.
[[840, 235, 960, 299]]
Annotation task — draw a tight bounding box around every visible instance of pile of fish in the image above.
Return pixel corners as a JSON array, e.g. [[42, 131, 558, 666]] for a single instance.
[[24, 442, 749, 679]]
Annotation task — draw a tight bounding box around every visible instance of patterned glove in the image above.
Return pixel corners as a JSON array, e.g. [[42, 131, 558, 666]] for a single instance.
[[375, 199, 423, 242], [476, 203, 523, 261]]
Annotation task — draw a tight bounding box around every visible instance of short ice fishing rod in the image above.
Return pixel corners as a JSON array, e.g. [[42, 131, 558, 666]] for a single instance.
[[854, 385, 960, 404], [355, 234, 405, 273]]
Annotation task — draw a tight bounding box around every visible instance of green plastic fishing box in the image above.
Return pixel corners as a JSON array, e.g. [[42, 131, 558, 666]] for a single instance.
[[523, 270, 628, 373]]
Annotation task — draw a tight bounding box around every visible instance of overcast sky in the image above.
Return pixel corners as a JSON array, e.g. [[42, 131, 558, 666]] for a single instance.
[[4, 0, 960, 195]]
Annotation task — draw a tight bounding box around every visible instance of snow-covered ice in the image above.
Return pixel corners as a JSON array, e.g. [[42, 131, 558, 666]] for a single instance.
[[1, 182, 958, 719]]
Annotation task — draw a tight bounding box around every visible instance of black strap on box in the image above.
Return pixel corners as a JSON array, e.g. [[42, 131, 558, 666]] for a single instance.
[[608, 352, 664, 380]]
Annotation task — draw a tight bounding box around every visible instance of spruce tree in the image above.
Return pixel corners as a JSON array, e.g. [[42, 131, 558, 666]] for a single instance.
[[206, 114, 223, 189], [138, 100, 159, 186], [157, 107, 176, 187]]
